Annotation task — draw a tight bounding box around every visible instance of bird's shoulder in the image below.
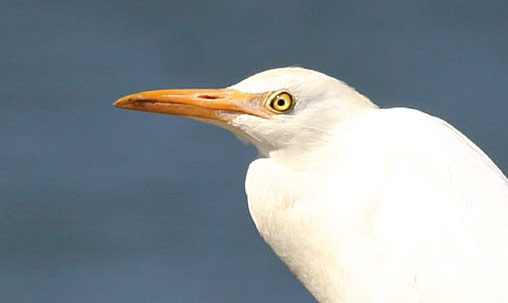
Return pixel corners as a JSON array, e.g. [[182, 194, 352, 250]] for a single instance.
[[345, 107, 508, 253], [343, 107, 505, 178], [342, 106, 508, 205]]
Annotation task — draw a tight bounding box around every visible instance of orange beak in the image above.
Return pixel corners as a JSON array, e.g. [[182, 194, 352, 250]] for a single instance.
[[113, 88, 272, 122]]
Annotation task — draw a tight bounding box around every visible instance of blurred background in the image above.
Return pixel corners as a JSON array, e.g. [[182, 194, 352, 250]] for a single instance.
[[1, 1, 507, 302]]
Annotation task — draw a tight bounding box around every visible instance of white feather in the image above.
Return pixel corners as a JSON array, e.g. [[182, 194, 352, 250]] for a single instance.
[[229, 68, 508, 303]]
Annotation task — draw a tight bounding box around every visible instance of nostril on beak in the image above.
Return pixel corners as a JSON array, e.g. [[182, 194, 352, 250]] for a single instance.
[[197, 94, 220, 100]]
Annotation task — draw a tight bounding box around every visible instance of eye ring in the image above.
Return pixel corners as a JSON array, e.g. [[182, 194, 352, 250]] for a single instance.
[[268, 92, 294, 113]]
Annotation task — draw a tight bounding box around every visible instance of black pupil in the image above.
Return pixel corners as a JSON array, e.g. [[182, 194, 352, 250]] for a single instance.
[[276, 99, 286, 107]]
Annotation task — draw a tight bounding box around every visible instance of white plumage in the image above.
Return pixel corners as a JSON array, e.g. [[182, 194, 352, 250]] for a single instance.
[[115, 67, 508, 303]]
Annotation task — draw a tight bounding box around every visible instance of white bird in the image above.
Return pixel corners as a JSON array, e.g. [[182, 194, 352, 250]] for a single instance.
[[114, 67, 508, 303]]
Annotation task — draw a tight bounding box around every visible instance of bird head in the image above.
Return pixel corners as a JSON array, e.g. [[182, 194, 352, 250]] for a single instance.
[[114, 67, 377, 159]]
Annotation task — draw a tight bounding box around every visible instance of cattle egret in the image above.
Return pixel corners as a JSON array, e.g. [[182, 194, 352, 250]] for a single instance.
[[114, 67, 508, 303]]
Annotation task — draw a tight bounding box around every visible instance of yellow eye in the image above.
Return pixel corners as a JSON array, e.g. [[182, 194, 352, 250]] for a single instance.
[[268, 92, 294, 113]]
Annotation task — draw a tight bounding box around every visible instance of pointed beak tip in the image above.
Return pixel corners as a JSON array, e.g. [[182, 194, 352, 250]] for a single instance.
[[113, 94, 137, 109], [113, 99, 125, 108]]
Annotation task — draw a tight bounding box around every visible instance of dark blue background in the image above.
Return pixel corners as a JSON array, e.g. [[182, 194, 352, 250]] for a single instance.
[[2, 1, 507, 302]]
